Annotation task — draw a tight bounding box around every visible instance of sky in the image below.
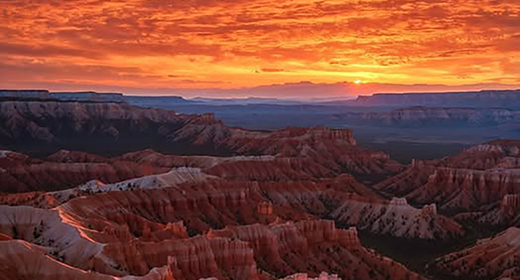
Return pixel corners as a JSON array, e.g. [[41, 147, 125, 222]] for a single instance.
[[1, 0, 519, 98]]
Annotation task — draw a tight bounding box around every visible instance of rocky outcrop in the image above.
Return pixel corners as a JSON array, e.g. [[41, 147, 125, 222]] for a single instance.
[[428, 227, 520, 280], [456, 194, 520, 229], [206, 220, 423, 280], [0, 149, 280, 193], [0, 150, 31, 167], [0, 237, 355, 280], [0, 205, 103, 269], [0, 160, 168, 193], [447, 140, 520, 170], [0, 203, 258, 279], [205, 158, 336, 181], [375, 140, 520, 212], [77, 168, 215, 192], [331, 195, 463, 239], [0, 239, 178, 280], [406, 168, 520, 212], [501, 194, 520, 213], [373, 161, 440, 197], [56, 180, 274, 236], [256, 175, 379, 218], [0, 191, 65, 208], [46, 149, 111, 163], [95, 236, 259, 279]]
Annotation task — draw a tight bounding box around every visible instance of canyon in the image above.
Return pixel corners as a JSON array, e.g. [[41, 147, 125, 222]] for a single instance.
[[1, 95, 520, 280]]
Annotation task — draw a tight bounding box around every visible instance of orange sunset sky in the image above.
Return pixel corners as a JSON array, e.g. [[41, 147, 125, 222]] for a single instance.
[[1, 0, 519, 98]]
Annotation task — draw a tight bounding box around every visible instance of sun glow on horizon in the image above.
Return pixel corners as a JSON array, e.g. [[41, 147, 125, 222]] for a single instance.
[[0, 0, 519, 96]]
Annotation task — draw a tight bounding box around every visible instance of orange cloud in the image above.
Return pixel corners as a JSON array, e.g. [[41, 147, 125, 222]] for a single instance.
[[0, 0, 519, 97]]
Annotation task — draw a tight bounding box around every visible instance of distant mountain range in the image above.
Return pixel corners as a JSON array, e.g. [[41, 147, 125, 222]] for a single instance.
[[0, 89, 125, 103], [349, 89, 520, 109], [3, 88, 520, 108]]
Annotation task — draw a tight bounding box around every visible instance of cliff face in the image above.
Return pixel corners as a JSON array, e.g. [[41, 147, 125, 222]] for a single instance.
[[0, 150, 31, 166], [0, 161, 169, 193], [0, 100, 228, 155], [455, 194, 520, 229], [207, 220, 424, 280], [406, 168, 520, 212], [0, 205, 104, 269], [335, 107, 519, 127], [428, 227, 520, 280], [0, 239, 177, 280], [446, 140, 520, 170], [375, 140, 520, 213], [331, 196, 463, 239], [95, 236, 259, 280], [373, 162, 439, 198], [0, 237, 346, 280], [352, 90, 520, 109]]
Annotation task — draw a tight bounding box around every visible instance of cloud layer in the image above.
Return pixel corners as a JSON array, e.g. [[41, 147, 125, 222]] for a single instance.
[[1, 0, 519, 96]]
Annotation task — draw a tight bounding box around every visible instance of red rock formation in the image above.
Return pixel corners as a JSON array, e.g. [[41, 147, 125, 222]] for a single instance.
[[0, 161, 167, 193], [207, 220, 424, 280], [0, 150, 32, 168], [94, 236, 258, 280], [46, 150, 111, 163], [501, 194, 520, 213], [429, 227, 520, 280], [56, 180, 277, 236], [1, 122, 402, 194], [256, 175, 379, 218], [334, 107, 518, 128], [0, 199, 424, 280], [351, 90, 520, 108], [0, 239, 177, 280], [0, 100, 236, 156], [406, 168, 520, 212], [0, 191, 63, 208], [375, 140, 520, 212], [447, 140, 520, 170], [330, 195, 463, 239], [373, 162, 439, 197], [458, 194, 520, 229], [257, 201, 275, 224], [0, 100, 403, 184], [205, 158, 336, 181]]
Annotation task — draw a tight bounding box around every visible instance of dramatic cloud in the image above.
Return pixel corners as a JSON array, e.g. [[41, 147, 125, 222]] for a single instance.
[[1, 0, 519, 97]]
